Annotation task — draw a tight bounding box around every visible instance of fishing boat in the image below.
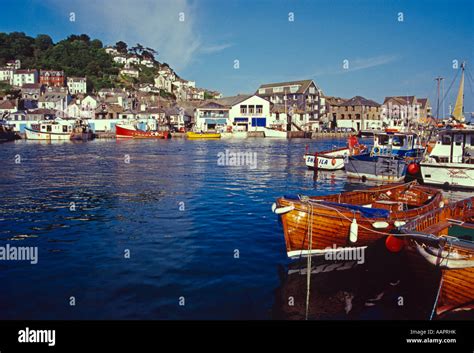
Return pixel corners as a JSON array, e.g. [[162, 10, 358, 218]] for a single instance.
[[70, 119, 94, 141], [116, 123, 171, 139], [420, 128, 474, 189], [186, 131, 221, 139], [370, 131, 424, 158], [272, 182, 442, 258], [396, 197, 474, 318], [420, 63, 474, 189], [304, 136, 367, 171], [0, 119, 18, 142], [25, 118, 73, 140]]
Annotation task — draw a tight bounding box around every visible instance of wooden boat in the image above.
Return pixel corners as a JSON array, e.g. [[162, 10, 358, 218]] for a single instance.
[[116, 124, 170, 139], [304, 144, 366, 171], [186, 131, 221, 139], [25, 118, 73, 140], [272, 182, 442, 258], [396, 197, 474, 318]]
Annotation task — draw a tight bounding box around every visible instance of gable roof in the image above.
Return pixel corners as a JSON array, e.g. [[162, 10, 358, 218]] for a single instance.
[[257, 80, 316, 95], [383, 96, 417, 106], [341, 96, 380, 107]]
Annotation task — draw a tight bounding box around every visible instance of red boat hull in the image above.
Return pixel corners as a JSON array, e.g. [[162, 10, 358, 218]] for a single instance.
[[115, 124, 170, 139]]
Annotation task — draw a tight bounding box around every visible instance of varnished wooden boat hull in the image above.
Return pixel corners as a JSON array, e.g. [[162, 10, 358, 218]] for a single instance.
[[399, 197, 474, 317], [275, 182, 442, 258]]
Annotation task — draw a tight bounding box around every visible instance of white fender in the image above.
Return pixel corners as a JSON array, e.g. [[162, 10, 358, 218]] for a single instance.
[[272, 203, 295, 215], [394, 221, 406, 227], [349, 218, 358, 243], [372, 221, 389, 229]]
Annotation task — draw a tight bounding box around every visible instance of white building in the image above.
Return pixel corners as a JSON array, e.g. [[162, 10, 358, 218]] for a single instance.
[[0, 67, 14, 84], [12, 69, 38, 87], [67, 77, 87, 95], [140, 59, 154, 68], [126, 56, 140, 66], [105, 47, 119, 55], [195, 94, 271, 132], [154, 75, 173, 93], [113, 56, 127, 65], [120, 67, 139, 78]]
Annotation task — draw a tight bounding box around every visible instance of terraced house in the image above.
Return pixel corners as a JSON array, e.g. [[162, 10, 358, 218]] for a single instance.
[[39, 70, 65, 87], [256, 79, 325, 131]]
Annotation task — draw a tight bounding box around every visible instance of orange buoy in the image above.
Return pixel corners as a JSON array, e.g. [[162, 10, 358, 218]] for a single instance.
[[331, 158, 337, 166], [385, 235, 404, 252]]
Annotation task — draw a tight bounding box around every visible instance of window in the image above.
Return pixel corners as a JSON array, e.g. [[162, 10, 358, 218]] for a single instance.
[[275, 113, 280, 121], [47, 125, 52, 132], [441, 135, 452, 145], [256, 105, 263, 114], [63, 125, 68, 132], [240, 105, 247, 114], [249, 105, 255, 114]]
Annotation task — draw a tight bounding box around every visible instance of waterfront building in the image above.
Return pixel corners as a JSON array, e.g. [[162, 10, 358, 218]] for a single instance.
[[195, 94, 271, 132], [256, 79, 325, 131], [333, 96, 382, 131], [0, 67, 14, 84], [21, 83, 44, 100]]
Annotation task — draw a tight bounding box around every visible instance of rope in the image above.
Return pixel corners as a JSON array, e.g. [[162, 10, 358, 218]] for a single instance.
[[305, 202, 314, 320]]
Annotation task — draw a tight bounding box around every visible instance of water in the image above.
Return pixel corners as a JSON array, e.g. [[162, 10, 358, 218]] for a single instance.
[[0, 138, 471, 319]]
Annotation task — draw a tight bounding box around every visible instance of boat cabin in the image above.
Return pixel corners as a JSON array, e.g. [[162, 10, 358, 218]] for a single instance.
[[371, 131, 423, 156], [428, 129, 474, 164], [32, 119, 73, 134]]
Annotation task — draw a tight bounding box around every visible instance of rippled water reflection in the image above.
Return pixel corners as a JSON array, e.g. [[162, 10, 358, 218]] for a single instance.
[[0, 138, 470, 319]]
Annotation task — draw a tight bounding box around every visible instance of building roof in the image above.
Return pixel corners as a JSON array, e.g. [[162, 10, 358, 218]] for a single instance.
[[257, 80, 316, 95], [383, 96, 417, 106], [341, 96, 381, 107], [27, 108, 56, 115], [21, 83, 42, 90], [0, 100, 16, 110], [417, 98, 430, 109]]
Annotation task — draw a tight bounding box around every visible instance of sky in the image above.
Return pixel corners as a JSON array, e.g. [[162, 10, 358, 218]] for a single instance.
[[0, 0, 473, 116]]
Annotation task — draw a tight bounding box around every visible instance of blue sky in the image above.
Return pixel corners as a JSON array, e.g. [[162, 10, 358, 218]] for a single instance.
[[1, 0, 473, 115]]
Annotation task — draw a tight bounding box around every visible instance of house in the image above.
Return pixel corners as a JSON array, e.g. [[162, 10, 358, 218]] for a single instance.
[[138, 84, 160, 93], [39, 70, 65, 87], [80, 95, 99, 110], [95, 103, 123, 120], [21, 83, 44, 100], [0, 100, 17, 117], [12, 69, 38, 87], [113, 55, 127, 65], [256, 79, 326, 131], [417, 98, 432, 120], [105, 47, 119, 55], [195, 94, 271, 132], [126, 56, 140, 66], [154, 75, 173, 93], [97, 88, 126, 98], [67, 77, 87, 94], [333, 96, 382, 131], [0, 67, 14, 84], [382, 96, 423, 128], [6, 59, 21, 69], [173, 83, 189, 101], [120, 67, 139, 78], [140, 58, 154, 68]]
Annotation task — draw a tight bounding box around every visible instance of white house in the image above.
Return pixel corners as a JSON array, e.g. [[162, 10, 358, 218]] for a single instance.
[[140, 59, 154, 68], [126, 56, 140, 66], [105, 47, 119, 55], [113, 55, 127, 65], [120, 67, 139, 78], [0, 67, 14, 84], [12, 69, 38, 87], [195, 94, 271, 132], [67, 77, 87, 95], [154, 75, 173, 93]]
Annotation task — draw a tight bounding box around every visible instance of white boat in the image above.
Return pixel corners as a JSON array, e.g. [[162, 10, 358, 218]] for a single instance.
[[420, 129, 474, 189], [304, 147, 350, 170], [420, 63, 474, 189], [262, 127, 287, 138], [25, 118, 73, 140], [220, 131, 247, 139]]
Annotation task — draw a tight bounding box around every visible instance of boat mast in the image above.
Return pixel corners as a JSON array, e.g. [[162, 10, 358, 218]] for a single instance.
[[452, 62, 465, 122], [435, 76, 443, 120]]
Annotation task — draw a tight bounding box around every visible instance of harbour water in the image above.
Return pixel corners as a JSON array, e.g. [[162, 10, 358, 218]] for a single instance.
[[0, 138, 471, 319]]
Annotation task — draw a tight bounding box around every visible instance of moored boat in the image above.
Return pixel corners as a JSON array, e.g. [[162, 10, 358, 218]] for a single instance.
[[304, 136, 367, 171], [70, 118, 94, 141], [25, 118, 73, 140], [116, 123, 171, 139], [395, 197, 474, 318], [272, 182, 442, 258], [186, 131, 221, 139], [345, 154, 407, 182], [0, 119, 18, 142]]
